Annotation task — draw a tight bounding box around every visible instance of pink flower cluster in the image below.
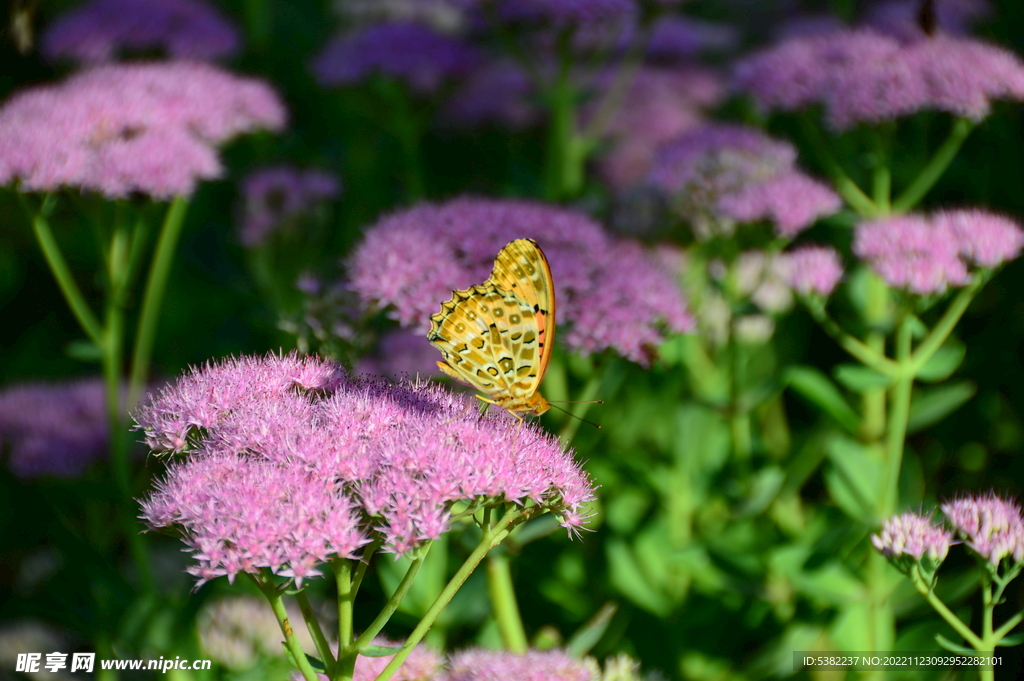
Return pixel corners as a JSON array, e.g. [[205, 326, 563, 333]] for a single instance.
[[871, 512, 952, 562], [41, 0, 240, 63], [942, 494, 1024, 566], [439, 649, 597, 681], [783, 245, 844, 297], [648, 124, 840, 237], [0, 62, 286, 199], [596, 66, 726, 189], [735, 28, 1024, 129], [238, 165, 340, 247], [136, 353, 595, 584], [0, 379, 109, 479], [853, 209, 1024, 294], [348, 197, 693, 365], [312, 22, 479, 95]]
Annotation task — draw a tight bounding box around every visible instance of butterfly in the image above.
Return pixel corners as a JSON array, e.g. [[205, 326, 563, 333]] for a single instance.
[[427, 238, 555, 417]]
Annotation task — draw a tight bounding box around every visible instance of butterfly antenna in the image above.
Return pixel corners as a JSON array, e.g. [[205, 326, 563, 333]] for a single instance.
[[547, 403, 602, 429]]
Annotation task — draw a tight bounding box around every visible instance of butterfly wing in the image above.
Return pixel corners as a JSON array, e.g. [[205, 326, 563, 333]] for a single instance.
[[428, 282, 546, 406], [484, 239, 556, 390]]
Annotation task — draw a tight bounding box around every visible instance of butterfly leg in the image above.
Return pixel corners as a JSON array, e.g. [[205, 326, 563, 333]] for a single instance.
[[475, 395, 524, 423]]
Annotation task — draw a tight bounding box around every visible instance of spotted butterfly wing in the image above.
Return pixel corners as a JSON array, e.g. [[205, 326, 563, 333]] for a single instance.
[[427, 238, 555, 416]]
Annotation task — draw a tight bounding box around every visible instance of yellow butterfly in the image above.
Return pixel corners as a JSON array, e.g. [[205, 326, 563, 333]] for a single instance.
[[427, 238, 555, 417]]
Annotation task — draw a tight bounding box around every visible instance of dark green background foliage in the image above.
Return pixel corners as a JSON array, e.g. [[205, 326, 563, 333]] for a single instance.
[[3, 1, 1024, 679]]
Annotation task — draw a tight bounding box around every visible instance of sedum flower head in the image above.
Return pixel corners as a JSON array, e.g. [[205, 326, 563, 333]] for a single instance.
[[942, 494, 1024, 566], [41, 0, 240, 64], [853, 209, 1024, 294], [0, 378, 108, 479], [238, 165, 340, 247], [872, 512, 952, 563], [478, 0, 636, 26], [137, 353, 595, 583], [784, 245, 844, 297], [735, 28, 1024, 130], [312, 22, 479, 95], [349, 197, 693, 365], [716, 171, 842, 238], [649, 124, 839, 238], [0, 62, 286, 200], [439, 649, 600, 681], [596, 66, 725, 189]]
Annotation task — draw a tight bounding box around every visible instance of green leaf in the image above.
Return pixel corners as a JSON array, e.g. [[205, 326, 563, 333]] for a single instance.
[[283, 649, 327, 673], [65, 339, 102, 362], [935, 634, 979, 656], [785, 366, 860, 434], [606, 538, 671, 616], [997, 632, 1024, 647], [915, 341, 966, 382], [361, 645, 405, 657], [825, 436, 884, 522], [566, 602, 617, 657], [907, 382, 976, 433], [833, 364, 895, 392]]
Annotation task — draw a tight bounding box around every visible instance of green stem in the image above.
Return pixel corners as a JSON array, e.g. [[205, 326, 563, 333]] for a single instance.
[[128, 197, 188, 409], [543, 31, 583, 201], [862, 333, 888, 442], [30, 210, 103, 345], [250, 573, 321, 681], [487, 552, 528, 653], [908, 277, 983, 374], [350, 541, 433, 652], [295, 589, 336, 676], [800, 114, 878, 217], [729, 334, 752, 460], [892, 118, 974, 214], [334, 558, 354, 653], [372, 506, 525, 681], [803, 298, 900, 376], [871, 129, 892, 215], [383, 81, 426, 201], [881, 317, 913, 516], [908, 566, 983, 648], [991, 609, 1024, 642]]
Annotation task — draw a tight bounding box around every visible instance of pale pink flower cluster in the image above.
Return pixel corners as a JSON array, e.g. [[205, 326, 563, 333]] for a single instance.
[[942, 494, 1024, 566], [137, 353, 595, 584], [648, 124, 841, 237], [439, 649, 598, 681], [0, 62, 286, 199], [41, 0, 240, 63], [784, 245, 844, 297], [871, 512, 952, 562], [853, 209, 1024, 294], [735, 28, 1024, 129]]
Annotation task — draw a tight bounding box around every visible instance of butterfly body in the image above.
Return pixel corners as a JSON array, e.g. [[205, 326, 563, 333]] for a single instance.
[[428, 239, 555, 417]]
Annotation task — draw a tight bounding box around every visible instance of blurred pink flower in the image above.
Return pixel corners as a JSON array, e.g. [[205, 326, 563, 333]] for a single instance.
[[0, 62, 286, 199]]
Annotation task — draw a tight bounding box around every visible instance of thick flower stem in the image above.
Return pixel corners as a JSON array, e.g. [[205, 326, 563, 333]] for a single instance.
[[487, 552, 528, 653], [29, 211, 103, 345], [128, 197, 189, 409], [908, 566, 982, 648], [892, 118, 973, 214], [800, 115, 878, 217], [252, 573, 322, 681], [543, 33, 585, 201], [372, 507, 523, 681], [908, 277, 983, 374], [334, 558, 355, 652], [882, 317, 913, 516], [349, 541, 433, 656], [296, 589, 336, 676]]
